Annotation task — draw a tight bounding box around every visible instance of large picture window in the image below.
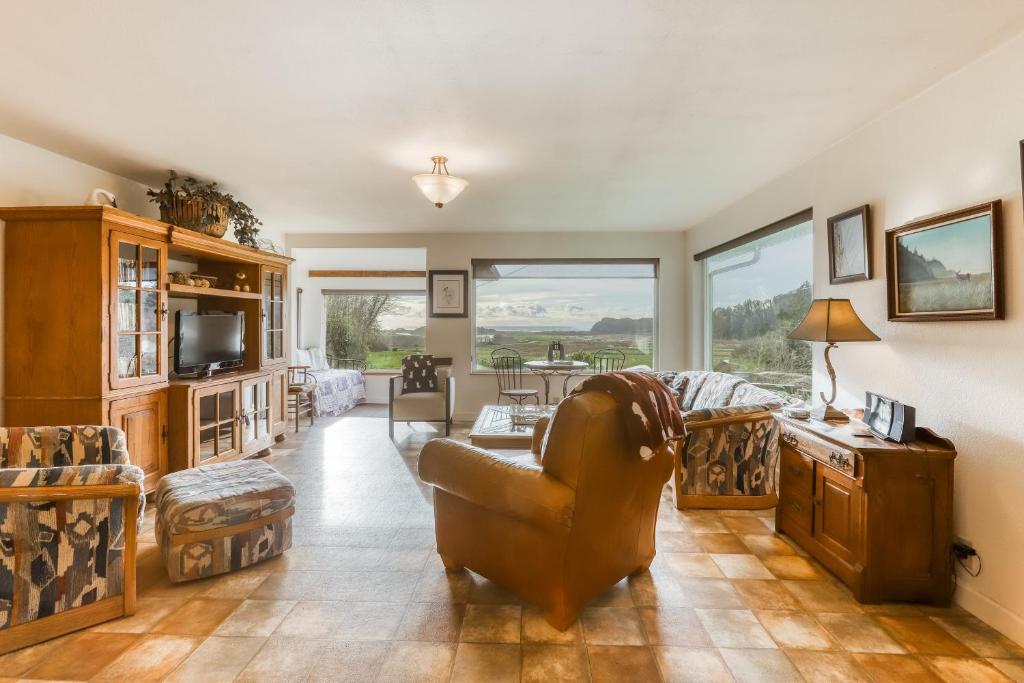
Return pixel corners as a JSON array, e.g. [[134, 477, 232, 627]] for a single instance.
[[703, 215, 813, 400], [323, 291, 425, 370], [472, 259, 658, 370]]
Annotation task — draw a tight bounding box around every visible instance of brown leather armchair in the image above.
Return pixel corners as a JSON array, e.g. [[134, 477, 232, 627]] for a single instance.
[[418, 390, 675, 629]]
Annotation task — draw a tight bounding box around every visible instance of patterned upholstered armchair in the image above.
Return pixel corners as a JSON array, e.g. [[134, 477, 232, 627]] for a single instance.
[[0, 426, 145, 654], [650, 371, 789, 510]]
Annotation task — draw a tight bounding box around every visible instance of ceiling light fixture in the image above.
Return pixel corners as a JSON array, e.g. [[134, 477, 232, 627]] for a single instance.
[[412, 155, 468, 208]]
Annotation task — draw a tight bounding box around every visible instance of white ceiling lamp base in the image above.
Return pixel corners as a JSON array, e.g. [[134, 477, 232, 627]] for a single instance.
[[412, 155, 468, 208]]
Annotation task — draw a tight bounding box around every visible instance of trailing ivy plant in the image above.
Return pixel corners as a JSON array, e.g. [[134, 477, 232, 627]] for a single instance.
[[147, 170, 263, 247]]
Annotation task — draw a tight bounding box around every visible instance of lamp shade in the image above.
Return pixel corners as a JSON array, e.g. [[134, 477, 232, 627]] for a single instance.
[[789, 298, 880, 343], [412, 172, 468, 207], [412, 155, 468, 208]]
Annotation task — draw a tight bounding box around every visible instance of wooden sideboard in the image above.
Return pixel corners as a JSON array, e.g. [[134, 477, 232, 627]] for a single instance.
[[775, 414, 957, 605], [0, 206, 293, 490]]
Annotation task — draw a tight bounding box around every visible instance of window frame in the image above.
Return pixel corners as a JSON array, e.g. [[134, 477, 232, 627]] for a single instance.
[[700, 214, 814, 398], [320, 288, 427, 372], [469, 257, 660, 372]]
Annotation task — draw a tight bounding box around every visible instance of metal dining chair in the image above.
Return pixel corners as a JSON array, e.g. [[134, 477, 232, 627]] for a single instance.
[[563, 348, 627, 396], [591, 348, 627, 373], [490, 347, 540, 405]]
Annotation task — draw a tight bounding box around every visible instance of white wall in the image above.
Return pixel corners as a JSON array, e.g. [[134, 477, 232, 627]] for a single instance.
[[685, 34, 1024, 643], [287, 231, 688, 418]]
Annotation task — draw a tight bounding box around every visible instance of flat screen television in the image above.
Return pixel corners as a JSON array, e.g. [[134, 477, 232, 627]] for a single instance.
[[174, 311, 245, 376]]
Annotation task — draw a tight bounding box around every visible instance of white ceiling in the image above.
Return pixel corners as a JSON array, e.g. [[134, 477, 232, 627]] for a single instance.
[[3, 1, 1024, 233]]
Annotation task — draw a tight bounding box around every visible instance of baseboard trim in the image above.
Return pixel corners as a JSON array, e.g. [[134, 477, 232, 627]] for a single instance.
[[956, 582, 1024, 647]]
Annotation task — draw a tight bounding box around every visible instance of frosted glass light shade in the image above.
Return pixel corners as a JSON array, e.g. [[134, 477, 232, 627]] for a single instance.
[[412, 173, 468, 208]]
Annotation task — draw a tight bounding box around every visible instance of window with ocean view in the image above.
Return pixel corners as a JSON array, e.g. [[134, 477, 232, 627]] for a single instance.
[[472, 259, 658, 370], [704, 216, 813, 401]]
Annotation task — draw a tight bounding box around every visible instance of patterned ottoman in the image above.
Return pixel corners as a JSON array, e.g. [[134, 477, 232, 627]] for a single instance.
[[155, 460, 294, 582]]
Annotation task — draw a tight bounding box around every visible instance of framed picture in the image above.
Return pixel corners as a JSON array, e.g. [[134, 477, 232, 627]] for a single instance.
[[885, 200, 1003, 322], [428, 270, 468, 318], [827, 205, 871, 284]]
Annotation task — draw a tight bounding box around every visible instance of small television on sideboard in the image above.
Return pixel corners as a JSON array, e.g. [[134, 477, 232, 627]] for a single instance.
[[174, 311, 245, 376]]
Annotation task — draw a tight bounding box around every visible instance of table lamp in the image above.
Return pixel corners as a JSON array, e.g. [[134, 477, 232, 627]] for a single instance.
[[788, 298, 879, 422]]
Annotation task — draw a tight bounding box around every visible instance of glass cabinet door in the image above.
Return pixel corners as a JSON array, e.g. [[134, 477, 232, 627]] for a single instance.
[[111, 232, 166, 388], [262, 268, 286, 364], [240, 378, 272, 448], [196, 386, 238, 462]]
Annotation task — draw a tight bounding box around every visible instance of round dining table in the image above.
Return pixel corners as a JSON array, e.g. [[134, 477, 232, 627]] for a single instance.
[[523, 360, 589, 404]]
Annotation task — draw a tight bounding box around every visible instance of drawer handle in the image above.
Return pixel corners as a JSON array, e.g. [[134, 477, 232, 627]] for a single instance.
[[789, 501, 803, 513], [782, 433, 798, 447], [829, 451, 851, 469]]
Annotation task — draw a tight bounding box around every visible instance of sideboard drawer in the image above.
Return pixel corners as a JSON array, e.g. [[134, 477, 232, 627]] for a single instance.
[[781, 426, 857, 477], [780, 445, 814, 498]]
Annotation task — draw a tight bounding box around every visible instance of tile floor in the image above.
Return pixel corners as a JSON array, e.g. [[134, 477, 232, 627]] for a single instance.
[[3, 404, 1023, 682]]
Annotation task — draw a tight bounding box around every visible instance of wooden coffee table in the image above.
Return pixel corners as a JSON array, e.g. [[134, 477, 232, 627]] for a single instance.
[[469, 404, 553, 449]]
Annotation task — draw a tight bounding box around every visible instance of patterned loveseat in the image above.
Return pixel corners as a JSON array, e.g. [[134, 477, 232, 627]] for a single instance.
[[0, 426, 145, 654], [649, 371, 789, 509]]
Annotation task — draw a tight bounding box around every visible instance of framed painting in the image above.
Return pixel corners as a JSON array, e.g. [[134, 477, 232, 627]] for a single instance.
[[428, 270, 468, 318], [885, 200, 1003, 322], [827, 204, 871, 284]]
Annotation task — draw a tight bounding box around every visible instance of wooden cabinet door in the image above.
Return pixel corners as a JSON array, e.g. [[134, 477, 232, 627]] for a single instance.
[[109, 231, 168, 390], [261, 266, 287, 366], [240, 375, 273, 453], [813, 464, 861, 564], [193, 383, 240, 464], [271, 368, 289, 435], [109, 390, 167, 492]]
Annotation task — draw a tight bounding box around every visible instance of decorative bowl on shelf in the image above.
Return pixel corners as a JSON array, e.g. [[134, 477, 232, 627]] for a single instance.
[[169, 272, 218, 288]]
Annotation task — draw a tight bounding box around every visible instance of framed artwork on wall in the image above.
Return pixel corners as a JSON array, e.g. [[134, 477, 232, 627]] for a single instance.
[[827, 204, 871, 284], [428, 270, 469, 318], [885, 200, 1003, 322]]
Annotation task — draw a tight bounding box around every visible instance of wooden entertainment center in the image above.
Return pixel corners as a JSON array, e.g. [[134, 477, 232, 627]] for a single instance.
[[1, 206, 293, 492]]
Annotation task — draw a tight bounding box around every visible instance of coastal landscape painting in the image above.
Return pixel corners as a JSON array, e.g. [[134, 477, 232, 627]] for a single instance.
[[886, 200, 1003, 321]]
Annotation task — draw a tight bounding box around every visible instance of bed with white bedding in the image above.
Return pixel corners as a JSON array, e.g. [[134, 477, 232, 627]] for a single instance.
[[294, 348, 367, 417]]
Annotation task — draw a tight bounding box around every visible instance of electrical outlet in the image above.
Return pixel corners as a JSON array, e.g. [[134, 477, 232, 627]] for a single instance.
[[952, 539, 977, 559]]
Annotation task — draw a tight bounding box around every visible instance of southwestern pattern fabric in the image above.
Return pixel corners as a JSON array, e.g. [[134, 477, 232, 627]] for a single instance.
[[156, 460, 294, 582], [401, 354, 438, 394], [678, 403, 781, 497], [0, 425, 128, 468], [648, 372, 789, 503], [569, 371, 684, 460], [690, 372, 747, 410], [308, 368, 366, 417], [730, 383, 788, 409], [0, 427, 144, 632]]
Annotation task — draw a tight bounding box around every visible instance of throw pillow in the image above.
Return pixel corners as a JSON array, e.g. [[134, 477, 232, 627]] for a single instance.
[[402, 355, 438, 394]]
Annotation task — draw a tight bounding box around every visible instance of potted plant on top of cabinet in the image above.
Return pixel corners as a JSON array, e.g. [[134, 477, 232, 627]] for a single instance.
[[147, 170, 263, 247]]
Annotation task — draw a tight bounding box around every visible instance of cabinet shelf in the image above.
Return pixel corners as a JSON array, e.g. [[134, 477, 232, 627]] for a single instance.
[[167, 283, 262, 300]]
